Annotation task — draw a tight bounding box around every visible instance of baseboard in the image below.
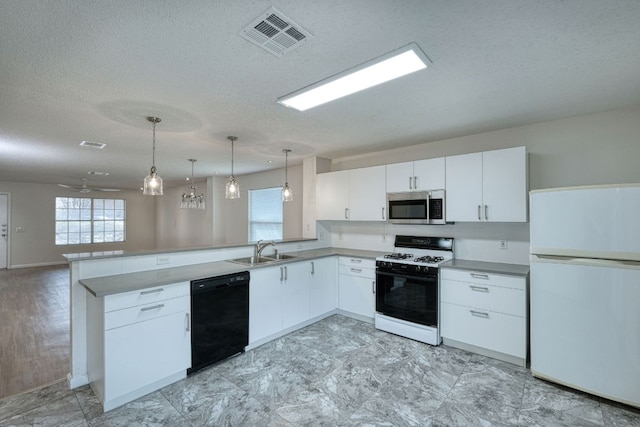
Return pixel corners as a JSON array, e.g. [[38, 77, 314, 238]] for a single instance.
[[443, 337, 526, 367], [10, 261, 68, 269]]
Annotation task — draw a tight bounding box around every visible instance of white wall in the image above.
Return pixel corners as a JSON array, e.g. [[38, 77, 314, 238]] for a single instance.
[[0, 182, 156, 268], [316, 106, 640, 265], [218, 165, 303, 244], [154, 179, 211, 249]]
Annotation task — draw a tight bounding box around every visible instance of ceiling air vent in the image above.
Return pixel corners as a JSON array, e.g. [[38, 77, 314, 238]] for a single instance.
[[80, 140, 106, 149], [240, 7, 312, 57]]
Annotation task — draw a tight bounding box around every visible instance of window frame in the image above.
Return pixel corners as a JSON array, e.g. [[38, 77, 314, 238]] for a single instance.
[[248, 187, 283, 242], [55, 197, 126, 245]]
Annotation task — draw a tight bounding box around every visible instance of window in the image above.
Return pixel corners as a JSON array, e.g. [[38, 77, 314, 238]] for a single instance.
[[248, 187, 283, 241], [55, 197, 126, 245]]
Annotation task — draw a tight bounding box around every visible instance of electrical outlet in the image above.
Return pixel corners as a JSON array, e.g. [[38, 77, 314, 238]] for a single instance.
[[382, 234, 387, 242], [156, 256, 170, 265], [499, 240, 508, 250]]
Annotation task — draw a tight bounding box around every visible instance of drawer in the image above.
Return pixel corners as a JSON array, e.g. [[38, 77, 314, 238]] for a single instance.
[[339, 264, 375, 279], [105, 281, 190, 312], [105, 295, 190, 330], [339, 257, 375, 270], [440, 269, 526, 291], [441, 302, 526, 359], [441, 279, 525, 317]]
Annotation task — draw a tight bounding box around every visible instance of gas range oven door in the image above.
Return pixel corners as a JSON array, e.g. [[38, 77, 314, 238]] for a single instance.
[[375, 269, 439, 327]]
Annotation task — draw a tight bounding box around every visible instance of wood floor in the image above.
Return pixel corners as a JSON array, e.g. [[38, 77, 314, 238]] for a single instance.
[[0, 265, 70, 399]]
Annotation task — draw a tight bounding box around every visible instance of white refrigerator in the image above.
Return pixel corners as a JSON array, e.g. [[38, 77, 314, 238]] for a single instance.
[[530, 184, 640, 408]]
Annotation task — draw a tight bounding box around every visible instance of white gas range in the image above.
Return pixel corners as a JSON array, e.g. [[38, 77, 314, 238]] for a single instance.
[[374, 235, 454, 345]]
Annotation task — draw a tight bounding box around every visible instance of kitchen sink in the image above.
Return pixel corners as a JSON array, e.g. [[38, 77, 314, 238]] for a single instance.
[[265, 253, 297, 261], [228, 256, 275, 266]]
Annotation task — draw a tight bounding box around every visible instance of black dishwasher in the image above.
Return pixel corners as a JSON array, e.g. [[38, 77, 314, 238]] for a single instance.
[[188, 271, 249, 374]]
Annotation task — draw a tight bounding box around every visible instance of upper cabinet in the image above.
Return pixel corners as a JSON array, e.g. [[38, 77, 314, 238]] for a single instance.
[[316, 165, 386, 221], [386, 158, 445, 192], [445, 146, 528, 222]]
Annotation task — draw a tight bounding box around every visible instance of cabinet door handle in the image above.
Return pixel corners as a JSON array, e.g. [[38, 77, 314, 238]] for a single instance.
[[484, 204, 488, 221], [140, 304, 164, 312], [280, 266, 284, 282], [470, 310, 490, 319], [350, 258, 362, 263], [470, 273, 490, 280], [345, 208, 349, 219], [372, 280, 375, 294], [284, 266, 288, 281], [469, 285, 489, 293], [140, 288, 164, 295], [477, 205, 481, 221], [350, 268, 362, 273], [413, 176, 418, 189], [409, 176, 413, 190], [185, 313, 190, 332], [311, 261, 315, 275], [382, 207, 385, 220]]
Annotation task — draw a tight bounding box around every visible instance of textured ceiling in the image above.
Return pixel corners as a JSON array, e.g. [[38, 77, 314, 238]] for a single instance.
[[1, 1, 639, 190]]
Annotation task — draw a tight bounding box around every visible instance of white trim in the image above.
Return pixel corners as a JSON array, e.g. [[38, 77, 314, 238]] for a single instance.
[[9, 260, 68, 269], [0, 192, 10, 269], [530, 182, 640, 194]]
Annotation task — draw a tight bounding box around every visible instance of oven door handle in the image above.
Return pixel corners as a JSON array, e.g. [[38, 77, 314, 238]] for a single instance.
[[376, 270, 438, 281]]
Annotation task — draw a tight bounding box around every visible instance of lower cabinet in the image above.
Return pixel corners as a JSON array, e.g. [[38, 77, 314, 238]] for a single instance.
[[440, 268, 527, 366], [87, 281, 191, 411], [249, 257, 339, 345], [338, 257, 376, 319], [309, 257, 338, 319]]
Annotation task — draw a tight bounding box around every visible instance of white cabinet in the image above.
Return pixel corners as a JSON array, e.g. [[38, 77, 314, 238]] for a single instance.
[[249, 261, 316, 343], [440, 268, 527, 366], [316, 166, 386, 221], [87, 282, 191, 411], [249, 266, 283, 343], [316, 170, 349, 220], [309, 257, 338, 319], [280, 262, 311, 329], [445, 146, 527, 222], [338, 257, 376, 320], [386, 157, 445, 192]]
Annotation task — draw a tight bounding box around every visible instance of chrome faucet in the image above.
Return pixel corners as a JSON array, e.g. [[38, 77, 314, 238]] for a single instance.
[[254, 240, 276, 258]]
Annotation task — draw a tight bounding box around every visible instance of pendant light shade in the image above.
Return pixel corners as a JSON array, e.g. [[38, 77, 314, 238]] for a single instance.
[[225, 136, 240, 199], [282, 149, 293, 202], [143, 116, 163, 195], [181, 159, 205, 209]]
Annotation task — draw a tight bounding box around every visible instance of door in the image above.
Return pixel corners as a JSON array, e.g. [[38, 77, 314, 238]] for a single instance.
[[349, 165, 386, 221], [482, 146, 527, 222], [316, 170, 349, 220], [445, 152, 483, 222], [281, 262, 310, 329], [0, 194, 8, 269], [413, 157, 445, 191], [530, 258, 640, 406], [386, 161, 414, 192], [309, 257, 338, 318]]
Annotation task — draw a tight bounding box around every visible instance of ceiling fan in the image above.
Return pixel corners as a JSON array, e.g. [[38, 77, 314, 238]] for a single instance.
[[57, 178, 120, 193]]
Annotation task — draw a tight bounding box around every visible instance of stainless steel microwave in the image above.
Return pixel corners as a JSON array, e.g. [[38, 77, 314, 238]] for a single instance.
[[387, 190, 446, 225]]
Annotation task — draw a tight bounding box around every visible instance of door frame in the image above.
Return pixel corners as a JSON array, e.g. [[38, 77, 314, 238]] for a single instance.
[[0, 192, 11, 269]]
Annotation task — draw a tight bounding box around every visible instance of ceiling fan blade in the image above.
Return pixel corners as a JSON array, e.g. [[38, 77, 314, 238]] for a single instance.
[[92, 188, 121, 192], [58, 184, 81, 190]]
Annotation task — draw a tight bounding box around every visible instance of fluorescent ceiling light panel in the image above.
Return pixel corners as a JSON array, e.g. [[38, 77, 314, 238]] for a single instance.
[[278, 43, 430, 111]]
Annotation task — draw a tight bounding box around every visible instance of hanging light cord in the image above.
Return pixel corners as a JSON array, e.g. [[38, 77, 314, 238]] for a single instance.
[[231, 139, 234, 177], [151, 119, 156, 168], [285, 150, 288, 183]]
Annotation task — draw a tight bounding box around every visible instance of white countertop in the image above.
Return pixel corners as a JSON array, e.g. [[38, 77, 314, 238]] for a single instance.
[[440, 259, 530, 276], [79, 248, 386, 297]]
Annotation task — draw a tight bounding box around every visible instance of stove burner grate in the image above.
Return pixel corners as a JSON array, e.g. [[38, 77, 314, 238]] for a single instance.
[[384, 253, 414, 260], [413, 255, 444, 264]]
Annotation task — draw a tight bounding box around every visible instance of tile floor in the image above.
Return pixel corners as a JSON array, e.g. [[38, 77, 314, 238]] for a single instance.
[[1, 314, 639, 426]]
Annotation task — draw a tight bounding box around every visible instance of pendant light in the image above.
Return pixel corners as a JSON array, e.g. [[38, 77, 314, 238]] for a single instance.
[[225, 136, 240, 199], [282, 149, 293, 202], [180, 159, 205, 209], [143, 116, 163, 195]]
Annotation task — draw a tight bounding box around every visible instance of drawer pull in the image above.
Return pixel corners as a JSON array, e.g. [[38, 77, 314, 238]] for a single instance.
[[470, 273, 489, 280], [469, 285, 489, 293], [470, 310, 489, 319], [372, 280, 375, 294], [140, 288, 164, 295], [350, 268, 362, 273], [140, 304, 164, 312], [185, 313, 190, 332], [350, 259, 362, 264]]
